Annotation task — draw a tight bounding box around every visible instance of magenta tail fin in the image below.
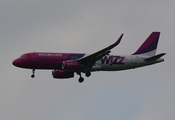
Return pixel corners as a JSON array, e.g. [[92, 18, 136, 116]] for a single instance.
[[133, 32, 160, 56]]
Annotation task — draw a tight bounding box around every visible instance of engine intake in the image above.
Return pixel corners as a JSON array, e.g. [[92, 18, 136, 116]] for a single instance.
[[52, 70, 74, 79]]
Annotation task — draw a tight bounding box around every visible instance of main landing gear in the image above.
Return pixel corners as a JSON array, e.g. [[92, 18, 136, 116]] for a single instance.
[[31, 69, 35, 78], [85, 71, 91, 77], [77, 72, 91, 83], [77, 72, 84, 83]]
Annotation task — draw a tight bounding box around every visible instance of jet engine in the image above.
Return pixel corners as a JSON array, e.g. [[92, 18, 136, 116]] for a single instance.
[[62, 61, 83, 70], [52, 70, 74, 79]]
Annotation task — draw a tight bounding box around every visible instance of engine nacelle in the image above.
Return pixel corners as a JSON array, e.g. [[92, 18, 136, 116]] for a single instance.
[[62, 61, 83, 70], [52, 70, 74, 79]]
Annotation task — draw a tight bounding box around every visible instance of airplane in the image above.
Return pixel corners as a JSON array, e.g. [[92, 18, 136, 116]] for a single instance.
[[12, 32, 166, 83]]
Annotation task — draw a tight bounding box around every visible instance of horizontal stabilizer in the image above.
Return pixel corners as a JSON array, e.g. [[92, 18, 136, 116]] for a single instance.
[[144, 53, 166, 62]]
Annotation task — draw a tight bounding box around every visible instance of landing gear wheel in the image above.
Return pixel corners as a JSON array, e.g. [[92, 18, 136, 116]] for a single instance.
[[31, 69, 35, 78], [31, 74, 35, 78], [85, 72, 91, 77], [78, 77, 84, 83], [77, 72, 84, 83]]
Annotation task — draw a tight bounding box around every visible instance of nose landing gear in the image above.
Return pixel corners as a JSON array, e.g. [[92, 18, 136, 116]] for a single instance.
[[31, 69, 35, 78]]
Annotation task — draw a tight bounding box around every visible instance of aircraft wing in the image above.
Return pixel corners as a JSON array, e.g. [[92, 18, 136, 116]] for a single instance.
[[77, 34, 123, 67]]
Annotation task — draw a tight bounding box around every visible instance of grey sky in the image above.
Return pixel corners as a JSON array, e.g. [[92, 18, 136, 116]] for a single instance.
[[0, 0, 174, 120]]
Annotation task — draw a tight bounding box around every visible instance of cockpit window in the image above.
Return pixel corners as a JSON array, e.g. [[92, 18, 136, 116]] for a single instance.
[[19, 55, 27, 58]]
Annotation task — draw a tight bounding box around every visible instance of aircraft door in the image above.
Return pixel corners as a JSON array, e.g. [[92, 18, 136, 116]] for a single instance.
[[131, 56, 141, 65], [32, 52, 37, 61], [131, 55, 137, 64]]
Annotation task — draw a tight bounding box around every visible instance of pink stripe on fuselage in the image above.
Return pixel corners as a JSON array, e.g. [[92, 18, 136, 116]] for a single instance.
[[21, 52, 86, 69]]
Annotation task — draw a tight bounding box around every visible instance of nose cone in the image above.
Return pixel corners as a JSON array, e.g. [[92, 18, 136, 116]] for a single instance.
[[12, 59, 17, 66], [12, 59, 21, 67]]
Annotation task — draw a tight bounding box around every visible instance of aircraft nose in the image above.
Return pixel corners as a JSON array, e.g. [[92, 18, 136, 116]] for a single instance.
[[12, 59, 17, 66], [12, 59, 21, 67]]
